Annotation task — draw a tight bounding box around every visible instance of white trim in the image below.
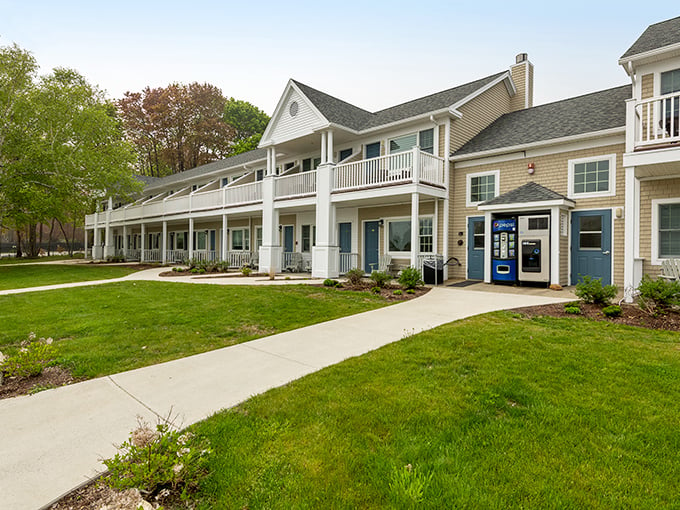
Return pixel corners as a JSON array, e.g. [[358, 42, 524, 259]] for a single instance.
[[479, 198, 575, 212], [466, 169, 500, 208], [567, 153, 617, 199], [569, 207, 616, 286], [383, 215, 434, 258], [618, 42, 680, 68], [450, 127, 625, 162], [449, 72, 513, 111], [651, 197, 680, 265]]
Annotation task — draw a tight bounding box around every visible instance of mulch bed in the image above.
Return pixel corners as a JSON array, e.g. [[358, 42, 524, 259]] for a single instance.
[[513, 302, 680, 332], [0, 366, 81, 400], [325, 281, 429, 301]]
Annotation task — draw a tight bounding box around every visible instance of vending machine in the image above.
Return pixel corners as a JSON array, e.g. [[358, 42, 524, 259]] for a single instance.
[[492, 217, 517, 283], [518, 215, 550, 284]]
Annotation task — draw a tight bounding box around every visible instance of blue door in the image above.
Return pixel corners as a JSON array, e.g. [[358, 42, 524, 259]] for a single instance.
[[467, 216, 485, 280], [339, 223, 351, 253], [364, 221, 379, 273], [571, 210, 612, 285], [283, 226, 294, 252]]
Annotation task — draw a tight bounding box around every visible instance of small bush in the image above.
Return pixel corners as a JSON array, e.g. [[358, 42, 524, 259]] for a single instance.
[[323, 278, 337, 287], [371, 286, 382, 294], [345, 268, 364, 286], [399, 267, 423, 290], [575, 275, 617, 305], [637, 275, 680, 314], [393, 289, 403, 296], [1, 333, 58, 379], [564, 305, 581, 315], [370, 270, 392, 288], [406, 289, 416, 295], [103, 417, 211, 502], [106, 255, 125, 263], [241, 266, 252, 277], [172, 266, 185, 272], [602, 305, 622, 318]]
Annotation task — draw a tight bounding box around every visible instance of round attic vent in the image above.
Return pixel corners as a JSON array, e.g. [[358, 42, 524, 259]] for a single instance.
[[289, 101, 299, 117]]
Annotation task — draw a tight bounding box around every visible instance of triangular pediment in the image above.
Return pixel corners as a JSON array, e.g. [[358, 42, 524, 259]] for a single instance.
[[260, 81, 329, 147]]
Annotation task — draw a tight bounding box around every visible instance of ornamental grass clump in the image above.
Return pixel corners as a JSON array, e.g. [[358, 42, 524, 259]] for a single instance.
[[370, 270, 392, 288], [103, 416, 211, 503], [0, 332, 57, 380], [398, 267, 423, 290]]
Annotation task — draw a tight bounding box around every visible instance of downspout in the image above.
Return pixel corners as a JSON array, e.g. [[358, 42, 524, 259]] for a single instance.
[[443, 118, 451, 280]]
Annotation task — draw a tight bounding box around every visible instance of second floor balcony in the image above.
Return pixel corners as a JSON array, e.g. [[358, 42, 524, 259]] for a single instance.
[[628, 91, 680, 151]]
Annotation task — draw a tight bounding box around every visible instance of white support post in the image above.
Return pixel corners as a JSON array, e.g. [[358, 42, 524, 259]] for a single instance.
[[412, 146, 421, 184], [140, 223, 146, 262], [443, 119, 451, 280], [483, 211, 492, 283], [550, 207, 560, 286], [162, 221, 167, 264], [93, 228, 101, 259], [188, 218, 194, 260], [222, 214, 228, 261], [104, 197, 113, 258], [259, 147, 281, 273], [624, 166, 637, 302], [327, 130, 334, 164], [410, 192, 420, 268], [312, 159, 339, 278], [321, 131, 327, 164], [625, 99, 636, 154], [123, 225, 128, 259]]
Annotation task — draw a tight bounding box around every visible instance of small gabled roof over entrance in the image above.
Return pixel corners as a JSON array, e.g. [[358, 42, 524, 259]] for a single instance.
[[479, 182, 574, 211]]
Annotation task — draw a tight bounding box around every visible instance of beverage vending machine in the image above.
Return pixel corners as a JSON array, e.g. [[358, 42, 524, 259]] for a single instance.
[[492, 217, 517, 283]]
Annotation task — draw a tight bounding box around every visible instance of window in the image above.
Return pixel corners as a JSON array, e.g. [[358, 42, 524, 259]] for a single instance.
[[339, 148, 353, 161], [195, 231, 207, 250], [387, 217, 433, 254], [659, 203, 680, 258], [661, 68, 680, 95], [473, 220, 485, 249], [661, 69, 680, 137], [366, 142, 380, 159], [388, 129, 434, 154], [221, 177, 229, 187], [301, 224, 316, 252], [256, 169, 264, 181], [568, 155, 615, 198], [466, 170, 499, 206], [302, 157, 321, 172], [255, 226, 263, 250], [231, 228, 250, 251], [578, 216, 602, 250], [175, 232, 185, 250]]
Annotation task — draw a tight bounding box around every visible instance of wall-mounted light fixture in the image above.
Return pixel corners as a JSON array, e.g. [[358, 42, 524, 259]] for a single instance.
[[378, 219, 384, 227], [278, 225, 282, 232], [528, 162, 535, 175]]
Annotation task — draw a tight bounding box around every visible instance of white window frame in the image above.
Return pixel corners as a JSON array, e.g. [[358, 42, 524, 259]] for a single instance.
[[466, 170, 500, 207], [567, 154, 616, 199], [385, 216, 434, 257], [387, 128, 436, 155], [230, 227, 250, 251], [651, 198, 680, 265]]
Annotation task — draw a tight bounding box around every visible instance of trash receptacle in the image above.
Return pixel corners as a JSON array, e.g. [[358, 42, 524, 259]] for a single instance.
[[422, 258, 444, 285]]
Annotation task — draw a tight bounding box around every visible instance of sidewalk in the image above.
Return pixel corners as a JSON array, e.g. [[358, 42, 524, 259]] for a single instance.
[[0, 285, 571, 510]]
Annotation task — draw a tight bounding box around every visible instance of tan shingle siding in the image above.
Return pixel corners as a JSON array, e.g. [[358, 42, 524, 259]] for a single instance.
[[639, 179, 680, 278], [641, 73, 654, 99]]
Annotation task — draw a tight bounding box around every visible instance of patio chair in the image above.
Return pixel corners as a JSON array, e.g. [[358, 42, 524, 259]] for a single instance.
[[660, 258, 680, 280], [378, 254, 393, 274]]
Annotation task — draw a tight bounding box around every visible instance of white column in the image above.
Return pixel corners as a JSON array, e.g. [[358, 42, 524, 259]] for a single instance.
[[412, 146, 421, 184], [222, 214, 228, 261], [443, 119, 451, 280], [483, 211, 492, 283], [104, 197, 113, 258], [162, 221, 167, 264], [93, 228, 101, 259], [410, 192, 420, 267], [122, 225, 128, 259], [259, 150, 281, 273], [312, 160, 339, 278], [625, 99, 636, 154], [140, 223, 146, 262], [550, 207, 561, 286], [188, 218, 194, 260], [321, 131, 327, 164], [624, 166, 637, 302], [327, 130, 334, 164]]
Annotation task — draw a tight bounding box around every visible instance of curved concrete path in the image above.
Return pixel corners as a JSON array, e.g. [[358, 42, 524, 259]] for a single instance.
[[0, 268, 572, 509]]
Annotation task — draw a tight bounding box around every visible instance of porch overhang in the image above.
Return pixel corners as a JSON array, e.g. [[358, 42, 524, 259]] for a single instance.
[[478, 198, 574, 212], [477, 181, 575, 212]]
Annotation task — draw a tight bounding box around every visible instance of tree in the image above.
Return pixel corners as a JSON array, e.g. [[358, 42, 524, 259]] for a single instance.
[[223, 98, 270, 144], [0, 45, 140, 257]]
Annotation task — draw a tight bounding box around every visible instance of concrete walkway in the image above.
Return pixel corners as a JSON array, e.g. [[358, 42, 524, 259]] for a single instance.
[[0, 283, 572, 510]]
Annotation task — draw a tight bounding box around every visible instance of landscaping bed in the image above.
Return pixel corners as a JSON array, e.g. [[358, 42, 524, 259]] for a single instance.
[[0, 366, 80, 400]]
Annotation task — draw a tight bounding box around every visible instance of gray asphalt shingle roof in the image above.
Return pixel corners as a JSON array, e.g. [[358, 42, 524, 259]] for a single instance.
[[621, 16, 680, 60], [293, 71, 507, 131], [454, 85, 631, 156], [481, 182, 569, 206], [144, 148, 267, 191]]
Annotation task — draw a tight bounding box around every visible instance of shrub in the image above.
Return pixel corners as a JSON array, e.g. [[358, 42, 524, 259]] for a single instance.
[[399, 267, 423, 290], [637, 275, 680, 314], [371, 286, 382, 294], [393, 289, 403, 296], [323, 278, 337, 287], [1, 333, 58, 379], [406, 289, 416, 295], [345, 268, 364, 286], [370, 270, 392, 288], [106, 255, 125, 263], [574, 275, 617, 305], [602, 305, 622, 318], [564, 305, 581, 315], [241, 266, 252, 277], [103, 417, 211, 502]]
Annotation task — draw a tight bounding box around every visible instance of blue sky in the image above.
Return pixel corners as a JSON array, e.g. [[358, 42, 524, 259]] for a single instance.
[[1, 1, 677, 114]]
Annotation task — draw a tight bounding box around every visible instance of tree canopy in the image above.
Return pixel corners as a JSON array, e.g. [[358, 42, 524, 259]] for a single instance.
[[118, 85, 270, 176], [0, 44, 140, 256]]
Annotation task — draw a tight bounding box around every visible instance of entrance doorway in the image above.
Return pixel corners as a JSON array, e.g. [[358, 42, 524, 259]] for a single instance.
[[467, 216, 485, 280], [364, 221, 379, 273], [571, 210, 612, 285]]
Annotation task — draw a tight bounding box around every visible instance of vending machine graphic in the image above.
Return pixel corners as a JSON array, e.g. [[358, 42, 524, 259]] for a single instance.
[[492, 217, 517, 283]]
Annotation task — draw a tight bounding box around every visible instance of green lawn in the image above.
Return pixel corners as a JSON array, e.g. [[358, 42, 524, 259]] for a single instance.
[[0, 254, 84, 265], [0, 282, 389, 378], [0, 263, 138, 290], [186, 312, 680, 509]]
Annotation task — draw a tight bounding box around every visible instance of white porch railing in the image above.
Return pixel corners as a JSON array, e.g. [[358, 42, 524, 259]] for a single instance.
[[226, 251, 254, 268], [224, 181, 262, 205], [275, 171, 316, 198], [420, 152, 445, 186], [191, 188, 223, 210], [125, 249, 140, 260], [334, 151, 412, 190], [166, 250, 188, 263], [193, 250, 218, 262], [143, 249, 162, 262], [634, 91, 680, 148], [339, 252, 359, 274], [281, 252, 312, 272]]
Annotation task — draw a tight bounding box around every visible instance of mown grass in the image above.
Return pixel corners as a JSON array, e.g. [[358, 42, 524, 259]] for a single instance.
[[0, 254, 84, 265], [0, 281, 389, 378], [187, 312, 680, 509], [0, 263, 137, 290]]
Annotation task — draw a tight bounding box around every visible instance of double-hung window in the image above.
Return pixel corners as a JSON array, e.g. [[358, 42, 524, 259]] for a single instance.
[[301, 225, 316, 252], [466, 170, 499, 207], [568, 154, 616, 199], [661, 68, 680, 137], [387, 217, 434, 254], [653, 199, 680, 263], [302, 157, 321, 172], [388, 129, 435, 155], [231, 228, 250, 251]]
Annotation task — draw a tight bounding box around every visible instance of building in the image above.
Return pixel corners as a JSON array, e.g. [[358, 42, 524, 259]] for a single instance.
[[86, 16, 680, 298]]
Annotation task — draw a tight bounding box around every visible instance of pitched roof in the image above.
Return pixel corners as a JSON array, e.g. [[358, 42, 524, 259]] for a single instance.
[[144, 148, 267, 191], [453, 85, 631, 157], [621, 16, 680, 60], [481, 182, 569, 206], [293, 71, 508, 132]]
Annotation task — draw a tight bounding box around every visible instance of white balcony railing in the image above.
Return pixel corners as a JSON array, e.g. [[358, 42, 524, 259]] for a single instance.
[[633, 91, 680, 149], [275, 171, 316, 198], [143, 249, 162, 262], [191, 188, 223, 210], [226, 251, 254, 268], [224, 181, 262, 205], [339, 252, 359, 274], [166, 250, 187, 263], [420, 152, 446, 185], [192, 250, 218, 262]]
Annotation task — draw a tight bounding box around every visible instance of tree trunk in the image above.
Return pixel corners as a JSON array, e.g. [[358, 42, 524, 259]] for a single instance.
[[57, 219, 72, 255], [38, 223, 43, 256], [15, 230, 22, 258], [47, 219, 55, 255], [70, 219, 78, 256], [27, 223, 38, 257]]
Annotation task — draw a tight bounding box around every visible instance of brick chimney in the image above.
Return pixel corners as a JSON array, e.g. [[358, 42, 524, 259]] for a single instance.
[[510, 53, 534, 111]]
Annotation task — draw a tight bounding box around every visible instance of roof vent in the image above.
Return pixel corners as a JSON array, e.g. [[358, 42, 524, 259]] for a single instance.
[[515, 53, 528, 64]]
